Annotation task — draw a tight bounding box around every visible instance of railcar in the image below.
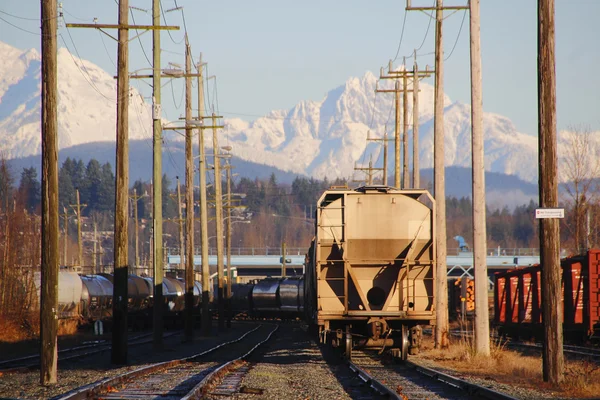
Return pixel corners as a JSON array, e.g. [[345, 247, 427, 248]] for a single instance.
[[305, 185, 436, 360], [494, 249, 600, 343], [229, 277, 304, 318]]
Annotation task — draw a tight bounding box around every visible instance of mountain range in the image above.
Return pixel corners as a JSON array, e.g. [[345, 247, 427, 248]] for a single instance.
[[0, 40, 595, 206]]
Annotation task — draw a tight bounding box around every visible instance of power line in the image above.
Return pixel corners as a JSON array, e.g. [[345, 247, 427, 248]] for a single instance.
[[444, 10, 467, 61]]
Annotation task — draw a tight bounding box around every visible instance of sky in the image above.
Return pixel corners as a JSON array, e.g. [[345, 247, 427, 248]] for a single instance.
[[1, 0, 599, 137]]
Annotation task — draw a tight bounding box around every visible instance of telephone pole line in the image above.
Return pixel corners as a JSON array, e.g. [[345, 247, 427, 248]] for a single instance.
[[65, 0, 179, 362], [379, 60, 432, 188], [469, 0, 490, 356], [40, 0, 59, 384], [407, 0, 467, 349], [412, 51, 433, 188], [538, 0, 563, 384], [376, 80, 403, 188], [70, 189, 86, 266], [354, 157, 381, 185], [184, 36, 195, 342]]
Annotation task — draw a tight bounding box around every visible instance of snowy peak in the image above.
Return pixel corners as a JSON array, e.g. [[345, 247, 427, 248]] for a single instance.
[[0, 42, 153, 159]]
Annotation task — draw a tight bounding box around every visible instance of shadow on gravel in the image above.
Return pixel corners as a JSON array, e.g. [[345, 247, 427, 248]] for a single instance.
[[244, 322, 385, 399]]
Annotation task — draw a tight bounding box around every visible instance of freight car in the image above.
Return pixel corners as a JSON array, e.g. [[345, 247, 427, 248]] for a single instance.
[[304, 185, 436, 360], [229, 276, 304, 318], [33, 271, 205, 330], [494, 249, 600, 343]]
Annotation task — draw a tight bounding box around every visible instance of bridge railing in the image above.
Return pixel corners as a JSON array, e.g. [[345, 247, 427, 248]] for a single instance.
[[166, 247, 540, 257]]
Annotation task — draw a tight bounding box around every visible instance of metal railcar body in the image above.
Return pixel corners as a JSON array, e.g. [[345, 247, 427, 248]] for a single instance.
[[305, 185, 436, 359], [494, 249, 600, 343]]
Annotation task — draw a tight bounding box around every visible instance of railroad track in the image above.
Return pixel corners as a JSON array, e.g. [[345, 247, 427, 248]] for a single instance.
[[53, 324, 278, 400], [348, 349, 517, 400], [0, 331, 179, 372], [508, 341, 600, 361]]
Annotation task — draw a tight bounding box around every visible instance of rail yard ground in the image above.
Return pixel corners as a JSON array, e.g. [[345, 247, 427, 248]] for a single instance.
[[0, 321, 599, 399]]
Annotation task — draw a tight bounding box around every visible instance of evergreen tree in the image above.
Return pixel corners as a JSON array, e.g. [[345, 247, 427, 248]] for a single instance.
[[83, 159, 103, 213], [0, 157, 14, 211], [18, 167, 41, 212], [98, 162, 115, 213]]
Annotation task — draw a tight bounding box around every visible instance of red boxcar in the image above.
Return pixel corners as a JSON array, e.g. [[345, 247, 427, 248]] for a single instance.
[[494, 249, 600, 343]]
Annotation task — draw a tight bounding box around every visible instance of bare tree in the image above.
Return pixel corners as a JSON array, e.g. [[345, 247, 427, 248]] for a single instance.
[[560, 126, 600, 253]]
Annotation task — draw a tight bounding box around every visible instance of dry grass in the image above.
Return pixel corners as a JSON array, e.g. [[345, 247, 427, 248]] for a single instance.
[[417, 332, 600, 399], [0, 313, 80, 342]]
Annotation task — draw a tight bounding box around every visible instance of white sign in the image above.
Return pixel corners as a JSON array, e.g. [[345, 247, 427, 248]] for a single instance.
[[535, 208, 564, 219]]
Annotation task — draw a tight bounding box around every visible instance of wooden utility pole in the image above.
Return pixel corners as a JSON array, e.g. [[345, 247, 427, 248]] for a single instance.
[[62, 207, 68, 265], [538, 0, 563, 384], [378, 61, 430, 188], [131, 188, 145, 274], [166, 185, 187, 275], [93, 222, 98, 273], [112, 0, 130, 365], [65, 0, 179, 361], [197, 58, 211, 336], [184, 36, 195, 342], [433, 0, 449, 350], [40, 0, 59, 385], [470, 0, 490, 356], [411, 51, 432, 188], [70, 189, 86, 266], [366, 130, 390, 185], [402, 58, 410, 188], [354, 157, 381, 186], [225, 162, 233, 328], [376, 80, 402, 188], [151, 0, 164, 350], [212, 113, 226, 332], [407, 0, 467, 349]]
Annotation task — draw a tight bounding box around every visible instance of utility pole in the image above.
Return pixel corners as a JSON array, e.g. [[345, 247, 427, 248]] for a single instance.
[[225, 161, 233, 328], [40, 0, 59, 385], [93, 222, 97, 273], [402, 58, 409, 188], [70, 189, 86, 266], [366, 130, 389, 185], [151, 0, 164, 351], [62, 208, 68, 265], [376, 80, 403, 188], [406, 0, 467, 349], [112, 0, 130, 365], [538, 0, 563, 384], [379, 60, 432, 189], [224, 163, 234, 297], [131, 188, 146, 274], [469, 0, 489, 356], [281, 241, 287, 277], [64, 0, 179, 360], [211, 112, 226, 332], [354, 157, 381, 186], [184, 36, 195, 342], [197, 57, 211, 336], [173, 178, 184, 273]]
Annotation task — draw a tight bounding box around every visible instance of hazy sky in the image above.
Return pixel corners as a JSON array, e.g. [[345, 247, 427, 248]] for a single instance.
[[1, 0, 599, 136]]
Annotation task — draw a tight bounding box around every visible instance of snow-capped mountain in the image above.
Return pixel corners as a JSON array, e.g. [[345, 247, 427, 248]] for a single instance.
[[1, 41, 594, 184], [0, 41, 153, 159]]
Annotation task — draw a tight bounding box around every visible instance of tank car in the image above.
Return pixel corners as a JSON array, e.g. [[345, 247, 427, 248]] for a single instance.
[[305, 185, 436, 360]]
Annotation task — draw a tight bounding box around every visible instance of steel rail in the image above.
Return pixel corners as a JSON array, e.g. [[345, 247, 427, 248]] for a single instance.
[[181, 324, 279, 400], [54, 325, 262, 400]]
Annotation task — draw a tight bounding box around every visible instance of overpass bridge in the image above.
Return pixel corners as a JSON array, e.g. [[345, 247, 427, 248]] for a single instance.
[[166, 248, 540, 281]]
